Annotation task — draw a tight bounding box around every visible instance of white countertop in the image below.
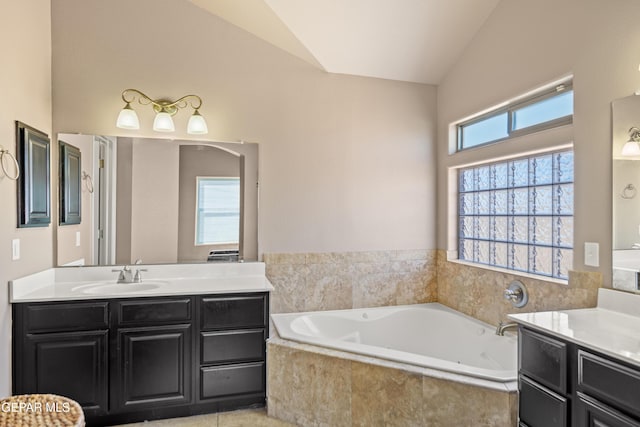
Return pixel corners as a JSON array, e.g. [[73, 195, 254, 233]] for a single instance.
[[612, 249, 640, 272], [9, 262, 274, 303], [508, 288, 640, 368]]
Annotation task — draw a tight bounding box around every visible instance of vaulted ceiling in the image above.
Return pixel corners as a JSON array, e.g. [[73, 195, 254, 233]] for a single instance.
[[190, 0, 500, 85]]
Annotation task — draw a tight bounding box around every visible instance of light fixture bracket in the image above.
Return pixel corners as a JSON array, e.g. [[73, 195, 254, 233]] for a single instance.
[[152, 101, 179, 116], [117, 89, 207, 134]]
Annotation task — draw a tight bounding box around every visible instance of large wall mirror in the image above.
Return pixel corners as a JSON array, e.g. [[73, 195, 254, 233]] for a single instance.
[[612, 94, 640, 292], [56, 134, 258, 267]]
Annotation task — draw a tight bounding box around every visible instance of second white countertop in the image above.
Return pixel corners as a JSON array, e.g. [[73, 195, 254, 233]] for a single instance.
[[509, 288, 640, 368]]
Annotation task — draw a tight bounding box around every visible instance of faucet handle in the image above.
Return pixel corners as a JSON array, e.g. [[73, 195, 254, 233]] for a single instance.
[[133, 268, 148, 283], [111, 268, 126, 281], [504, 280, 529, 308]]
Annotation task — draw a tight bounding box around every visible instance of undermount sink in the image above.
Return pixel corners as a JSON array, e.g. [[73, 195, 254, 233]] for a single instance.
[[71, 280, 169, 295]]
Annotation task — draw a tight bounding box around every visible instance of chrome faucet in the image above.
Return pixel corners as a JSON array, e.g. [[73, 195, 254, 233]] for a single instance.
[[112, 265, 134, 283], [112, 260, 147, 284], [495, 321, 518, 336]]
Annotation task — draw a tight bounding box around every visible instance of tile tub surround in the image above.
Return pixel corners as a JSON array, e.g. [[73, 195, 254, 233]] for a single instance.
[[267, 338, 517, 427], [264, 250, 437, 313], [436, 250, 603, 326], [116, 408, 295, 427]]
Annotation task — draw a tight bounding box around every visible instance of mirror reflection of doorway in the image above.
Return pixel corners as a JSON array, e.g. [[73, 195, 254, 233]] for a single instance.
[[94, 135, 116, 265]]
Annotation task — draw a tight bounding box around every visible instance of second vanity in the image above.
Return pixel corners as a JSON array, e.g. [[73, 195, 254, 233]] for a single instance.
[[509, 288, 640, 427], [10, 262, 273, 426]]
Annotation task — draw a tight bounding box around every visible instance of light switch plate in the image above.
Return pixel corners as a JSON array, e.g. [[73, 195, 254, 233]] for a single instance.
[[584, 242, 599, 267], [76, 231, 81, 247], [12, 239, 20, 260]]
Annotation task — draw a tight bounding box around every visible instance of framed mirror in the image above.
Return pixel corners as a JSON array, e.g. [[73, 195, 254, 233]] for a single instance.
[[56, 134, 259, 267], [59, 140, 82, 225], [16, 121, 51, 228], [612, 94, 640, 292]]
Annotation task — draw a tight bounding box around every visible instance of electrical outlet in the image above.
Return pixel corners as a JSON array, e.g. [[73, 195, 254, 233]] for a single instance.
[[12, 239, 20, 260], [76, 231, 81, 247], [584, 242, 599, 267]]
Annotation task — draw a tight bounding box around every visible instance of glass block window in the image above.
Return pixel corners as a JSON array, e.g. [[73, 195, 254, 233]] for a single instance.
[[458, 149, 573, 280], [196, 177, 240, 245], [457, 83, 573, 151]]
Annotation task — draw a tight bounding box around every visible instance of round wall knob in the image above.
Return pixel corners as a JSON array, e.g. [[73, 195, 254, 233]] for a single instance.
[[504, 280, 528, 308]]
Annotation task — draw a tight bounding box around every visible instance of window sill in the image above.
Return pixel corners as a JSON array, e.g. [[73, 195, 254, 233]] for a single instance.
[[445, 251, 569, 286]]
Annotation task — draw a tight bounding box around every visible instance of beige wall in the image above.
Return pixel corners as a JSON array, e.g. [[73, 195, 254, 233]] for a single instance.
[[56, 133, 94, 266], [116, 137, 133, 264], [436, 0, 640, 288], [51, 0, 438, 256], [130, 139, 180, 263], [0, 1, 52, 397]]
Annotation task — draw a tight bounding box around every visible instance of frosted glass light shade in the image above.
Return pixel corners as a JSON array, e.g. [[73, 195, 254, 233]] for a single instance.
[[187, 110, 208, 134], [153, 111, 175, 132], [116, 104, 140, 129], [622, 140, 640, 156]]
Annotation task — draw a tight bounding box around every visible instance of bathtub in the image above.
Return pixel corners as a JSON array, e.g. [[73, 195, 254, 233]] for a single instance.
[[271, 302, 517, 383]]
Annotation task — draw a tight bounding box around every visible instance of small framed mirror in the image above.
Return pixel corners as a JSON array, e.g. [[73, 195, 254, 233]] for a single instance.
[[59, 140, 81, 225], [16, 121, 51, 228]]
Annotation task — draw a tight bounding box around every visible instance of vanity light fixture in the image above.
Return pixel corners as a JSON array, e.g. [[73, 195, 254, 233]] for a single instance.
[[115, 89, 208, 135], [621, 127, 640, 156]]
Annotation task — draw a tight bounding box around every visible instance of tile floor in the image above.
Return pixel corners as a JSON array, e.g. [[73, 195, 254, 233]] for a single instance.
[[117, 408, 295, 427]]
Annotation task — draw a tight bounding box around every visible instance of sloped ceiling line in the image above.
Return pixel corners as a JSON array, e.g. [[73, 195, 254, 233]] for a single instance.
[[190, 0, 501, 85]]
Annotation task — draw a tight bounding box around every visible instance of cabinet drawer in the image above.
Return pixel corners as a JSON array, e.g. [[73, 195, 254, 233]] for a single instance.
[[519, 327, 567, 394], [519, 375, 567, 427], [200, 362, 265, 400], [578, 350, 640, 419], [117, 298, 191, 325], [201, 329, 265, 365], [23, 302, 108, 333], [200, 295, 266, 330], [577, 392, 640, 427]]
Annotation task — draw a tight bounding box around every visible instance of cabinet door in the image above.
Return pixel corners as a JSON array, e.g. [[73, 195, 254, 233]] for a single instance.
[[519, 327, 567, 394], [578, 350, 640, 419], [519, 375, 567, 427], [577, 393, 640, 427], [114, 324, 192, 411], [20, 330, 108, 416]]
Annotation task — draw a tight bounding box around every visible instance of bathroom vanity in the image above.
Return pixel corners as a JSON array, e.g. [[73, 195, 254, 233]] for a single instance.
[[510, 289, 640, 427], [10, 263, 272, 425]]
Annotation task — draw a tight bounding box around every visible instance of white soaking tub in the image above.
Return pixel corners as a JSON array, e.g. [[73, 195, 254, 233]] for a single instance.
[[271, 302, 517, 383]]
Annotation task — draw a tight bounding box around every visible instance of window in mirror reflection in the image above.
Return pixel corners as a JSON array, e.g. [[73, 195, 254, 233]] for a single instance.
[[196, 177, 240, 245]]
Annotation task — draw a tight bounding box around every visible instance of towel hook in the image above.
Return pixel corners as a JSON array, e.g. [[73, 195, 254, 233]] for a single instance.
[[622, 183, 637, 199], [82, 171, 94, 193], [0, 145, 20, 181]]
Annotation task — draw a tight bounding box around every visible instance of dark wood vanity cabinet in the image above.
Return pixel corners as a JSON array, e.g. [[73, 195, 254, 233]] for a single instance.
[[13, 292, 269, 425], [12, 301, 110, 418], [518, 326, 640, 427], [198, 295, 267, 407], [112, 298, 193, 412]]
